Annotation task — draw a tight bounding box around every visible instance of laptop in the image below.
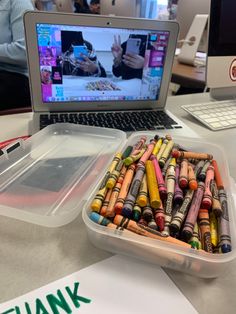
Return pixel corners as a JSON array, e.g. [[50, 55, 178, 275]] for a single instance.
[[24, 11, 197, 137]]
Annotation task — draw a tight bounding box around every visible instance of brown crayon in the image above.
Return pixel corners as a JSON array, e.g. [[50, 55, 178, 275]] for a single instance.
[[172, 150, 213, 160]]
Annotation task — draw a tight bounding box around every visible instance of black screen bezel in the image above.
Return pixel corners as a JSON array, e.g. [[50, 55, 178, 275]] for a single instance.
[[208, 0, 236, 56]]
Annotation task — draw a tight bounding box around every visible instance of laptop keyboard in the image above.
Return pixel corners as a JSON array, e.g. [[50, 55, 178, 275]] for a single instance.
[[39, 111, 182, 132], [182, 100, 236, 131]]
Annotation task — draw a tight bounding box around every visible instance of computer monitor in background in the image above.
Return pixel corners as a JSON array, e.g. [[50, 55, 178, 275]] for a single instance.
[[207, 0, 236, 99], [176, 0, 211, 52], [100, 0, 140, 17]]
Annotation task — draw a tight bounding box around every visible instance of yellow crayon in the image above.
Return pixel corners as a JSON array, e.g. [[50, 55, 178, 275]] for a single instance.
[[106, 159, 124, 189], [152, 138, 163, 156], [159, 140, 174, 168], [91, 152, 122, 212], [209, 211, 218, 248], [136, 174, 148, 207], [106, 153, 123, 189], [145, 160, 161, 209], [156, 138, 168, 161]]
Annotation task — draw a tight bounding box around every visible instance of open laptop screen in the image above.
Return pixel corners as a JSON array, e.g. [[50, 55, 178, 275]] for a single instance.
[[36, 23, 170, 103]]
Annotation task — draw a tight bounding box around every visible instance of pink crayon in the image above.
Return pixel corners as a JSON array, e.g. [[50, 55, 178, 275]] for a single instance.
[[150, 154, 167, 201], [131, 136, 147, 155]]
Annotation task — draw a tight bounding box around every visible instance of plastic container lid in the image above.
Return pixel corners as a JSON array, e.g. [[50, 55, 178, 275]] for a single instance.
[[0, 123, 126, 227]]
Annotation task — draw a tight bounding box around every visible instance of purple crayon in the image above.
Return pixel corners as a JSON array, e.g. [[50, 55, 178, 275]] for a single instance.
[[174, 164, 184, 205], [150, 154, 167, 201], [182, 181, 205, 242]]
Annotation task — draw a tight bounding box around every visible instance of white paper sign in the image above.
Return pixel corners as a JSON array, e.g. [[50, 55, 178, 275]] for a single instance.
[[0, 255, 197, 314]]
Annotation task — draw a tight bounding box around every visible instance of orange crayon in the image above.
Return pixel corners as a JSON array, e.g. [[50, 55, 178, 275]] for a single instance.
[[100, 189, 112, 216], [113, 214, 191, 248], [114, 164, 136, 214], [172, 150, 213, 160], [212, 159, 224, 189], [117, 165, 127, 184], [105, 182, 122, 218], [188, 164, 198, 190]]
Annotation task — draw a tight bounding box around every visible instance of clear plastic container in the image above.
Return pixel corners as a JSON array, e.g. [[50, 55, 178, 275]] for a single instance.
[[0, 123, 126, 227], [82, 132, 236, 278]]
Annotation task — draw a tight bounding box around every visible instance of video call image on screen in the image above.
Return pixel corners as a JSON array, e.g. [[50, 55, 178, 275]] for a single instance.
[[36, 24, 169, 103]]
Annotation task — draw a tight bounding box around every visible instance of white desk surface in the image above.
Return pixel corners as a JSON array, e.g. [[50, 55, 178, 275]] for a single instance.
[[0, 92, 236, 314]]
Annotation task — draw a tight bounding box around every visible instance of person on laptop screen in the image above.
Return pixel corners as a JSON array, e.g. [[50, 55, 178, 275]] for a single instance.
[[60, 30, 106, 77], [112, 34, 146, 80], [0, 0, 34, 110]]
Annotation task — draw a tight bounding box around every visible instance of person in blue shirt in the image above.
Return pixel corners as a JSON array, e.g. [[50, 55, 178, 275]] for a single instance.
[[0, 0, 34, 110]]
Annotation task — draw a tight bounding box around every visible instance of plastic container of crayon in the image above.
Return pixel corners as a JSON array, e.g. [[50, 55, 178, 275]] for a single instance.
[[82, 132, 236, 278]]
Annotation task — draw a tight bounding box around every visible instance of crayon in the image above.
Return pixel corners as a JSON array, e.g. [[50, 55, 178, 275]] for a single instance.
[[131, 136, 147, 155], [106, 159, 124, 189], [163, 158, 176, 235], [138, 217, 148, 227], [113, 214, 191, 248], [169, 189, 194, 237], [122, 140, 157, 217], [198, 209, 213, 253], [152, 137, 163, 156], [188, 164, 198, 190], [150, 154, 167, 201], [91, 152, 122, 212], [218, 189, 232, 253], [156, 138, 168, 162], [136, 174, 148, 207], [194, 160, 205, 178], [201, 164, 214, 209], [209, 211, 218, 248], [159, 140, 174, 168], [148, 219, 158, 230], [89, 212, 132, 236], [146, 160, 161, 209], [212, 159, 224, 189], [105, 182, 122, 218], [173, 164, 184, 205], [142, 202, 154, 223], [132, 203, 142, 221], [161, 156, 172, 178], [211, 180, 223, 217], [182, 182, 205, 242], [198, 160, 211, 182], [123, 147, 145, 166], [153, 199, 165, 232], [122, 163, 145, 217], [189, 223, 201, 250], [100, 188, 112, 216], [179, 159, 188, 189], [122, 145, 133, 159], [172, 150, 213, 160], [114, 164, 136, 214], [117, 165, 128, 184]]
